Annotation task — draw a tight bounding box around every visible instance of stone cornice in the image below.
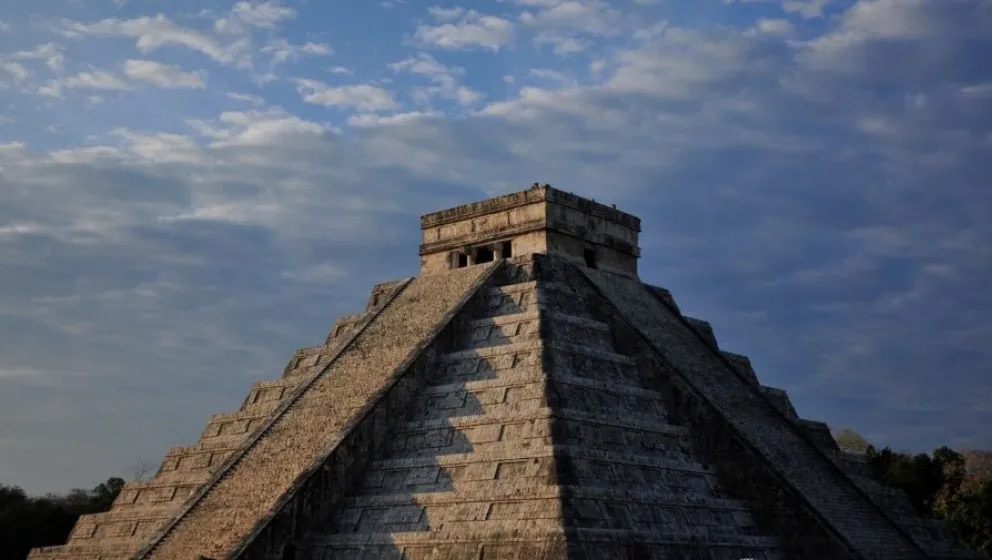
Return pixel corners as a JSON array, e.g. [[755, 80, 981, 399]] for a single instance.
[[420, 185, 641, 232]]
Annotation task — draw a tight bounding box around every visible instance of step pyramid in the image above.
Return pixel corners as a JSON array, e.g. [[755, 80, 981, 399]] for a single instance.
[[30, 185, 983, 560]]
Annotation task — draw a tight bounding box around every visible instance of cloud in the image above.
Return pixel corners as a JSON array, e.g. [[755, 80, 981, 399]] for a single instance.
[[228, 1, 296, 29], [389, 53, 483, 106], [527, 67, 576, 87], [783, 0, 835, 19], [1, 62, 30, 84], [426, 6, 467, 21], [41, 70, 133, 96], [226, 91, 266, 105], [123, 59, 206, 88], [38, 60, 206, 97], [261, 39, 333, 65], [60, 14, 250, 67], [721, 0, 837, 19], [5, 43, 65, 72], [296, 79, 399, 111], [186, 108, 329, 151], [414, 9, 514, 50], [748, 18, 795, 36], [501, 0, 626, 55], [517, 0, 621, 35], [0, 20, 10, 33]]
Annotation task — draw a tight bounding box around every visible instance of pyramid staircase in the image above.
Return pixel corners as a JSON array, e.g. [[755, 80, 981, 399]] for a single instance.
[[29, 256, 984, 559], [301, 255, 784, 559]]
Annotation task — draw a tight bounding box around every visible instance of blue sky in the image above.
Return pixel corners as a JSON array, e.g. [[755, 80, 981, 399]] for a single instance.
[[1, 0, 990, 494]]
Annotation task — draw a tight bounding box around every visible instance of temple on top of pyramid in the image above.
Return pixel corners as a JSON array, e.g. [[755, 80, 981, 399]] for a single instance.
[[419, 183, 641, 277], [30, 185, 983, 560]]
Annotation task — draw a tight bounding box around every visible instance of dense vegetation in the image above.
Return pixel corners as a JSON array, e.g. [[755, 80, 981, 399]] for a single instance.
[[0, 478, 123, 560], [835, 429, 992, 555], [1, 434, 989, 558]]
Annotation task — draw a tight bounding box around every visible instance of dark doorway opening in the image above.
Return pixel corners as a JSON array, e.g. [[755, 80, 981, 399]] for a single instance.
[[501, 241, 512, 258], [475, 246, 495, 263], [584, 248, 597, 269], [457, 253, 468, 267]]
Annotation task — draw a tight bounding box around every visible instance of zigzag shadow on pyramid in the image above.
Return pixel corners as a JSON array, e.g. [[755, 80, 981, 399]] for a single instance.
[[29, 185, 984, 560]]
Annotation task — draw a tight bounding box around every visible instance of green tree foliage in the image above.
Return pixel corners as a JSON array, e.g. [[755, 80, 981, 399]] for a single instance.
[[0, 478, 124, 560], [863, 443, 992, 556], [866, 446, 949, 517], [939, 479, 992, 556]]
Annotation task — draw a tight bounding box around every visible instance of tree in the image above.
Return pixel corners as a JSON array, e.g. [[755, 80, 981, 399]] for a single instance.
[[124, 460, 157, 482], [933, 446, 967, 508], [833, 428, 872, 455], [0, 478, 125, 560], [866, 446, 946, 517], [939, 479, 992, 556]]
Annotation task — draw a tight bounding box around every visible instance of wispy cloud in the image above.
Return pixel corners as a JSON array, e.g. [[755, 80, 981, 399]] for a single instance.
[[389, 53, 482, 106], [261, 39, 333, 65], [59, 14, 251, 67], [414, 9, 514, 50], [296, 79, 398, 110], [123, 59, 206, 88]]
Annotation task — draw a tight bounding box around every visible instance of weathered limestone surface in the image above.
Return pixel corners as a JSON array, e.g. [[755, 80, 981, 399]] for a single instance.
[[577, 264, 929, 559], [30, 185, 984, 560], [300, 257, 784, 560], [27, 278, 415, 560], [420, 185, 641, 277], [137, 262, 498, 559]]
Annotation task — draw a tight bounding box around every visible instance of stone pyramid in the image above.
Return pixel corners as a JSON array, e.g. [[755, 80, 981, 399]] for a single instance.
[[30, 185, 983, 560]]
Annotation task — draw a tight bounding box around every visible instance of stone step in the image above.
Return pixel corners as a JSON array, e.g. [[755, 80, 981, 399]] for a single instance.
[[199, 407, 277, 442], [60, 510, 171, 547], [27, 543, 137, 560], [398, 406, 685, 435], [342, 483, 752, 510], [387, 400, 687, 462], [304, 527, 781, 558], [405, 393, 548, 423], [413, 371, 666, 415], [403, 369, 668, 426], [323, 311, 370, 345], [479, 281, 595, 320], [461, 309, 614, 351], [359, 444, 723, 498], [434, 343, 543, 383], [440, 340, 633, 366], [328, 505, 765, 538], [154, 442, 241, 478], [240, 378, 301, 411], [485, 280, 538, 295], [479, 282, 541, 317], [369, 444, 714, 473], [461, 309, 541, 349], [146, 468, 214, 486], [111, 479, 201, 511]]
